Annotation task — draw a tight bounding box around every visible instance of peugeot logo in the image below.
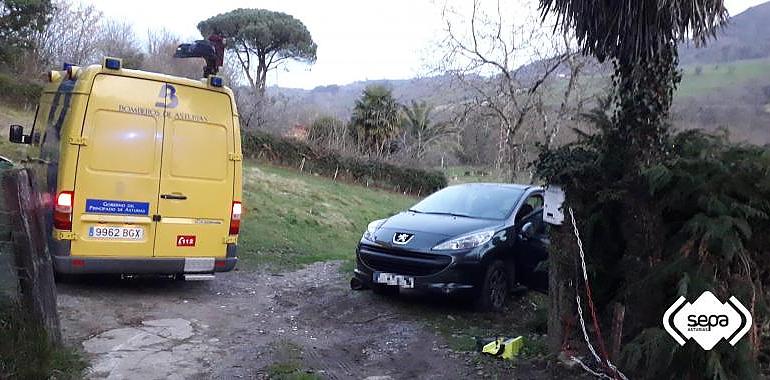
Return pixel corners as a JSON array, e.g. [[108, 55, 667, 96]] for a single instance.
[[393, 232, 414, 245]]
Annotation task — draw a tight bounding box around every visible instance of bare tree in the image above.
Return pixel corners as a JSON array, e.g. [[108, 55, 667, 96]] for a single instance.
[[97, 20, 144, 69], [434, 0, 590, 179], [145, 28, 202, 79], [307, 116, 353, 152], [532, 32, 602, 151], [29, 0, 102, 72]]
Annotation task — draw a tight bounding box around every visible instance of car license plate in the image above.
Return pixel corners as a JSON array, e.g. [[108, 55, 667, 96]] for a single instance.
[[374, 272, 414, 288], [88, 226, 144, 240]]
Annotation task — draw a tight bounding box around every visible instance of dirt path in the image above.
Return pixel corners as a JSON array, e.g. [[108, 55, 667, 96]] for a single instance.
[[57, 262, 563, 379]]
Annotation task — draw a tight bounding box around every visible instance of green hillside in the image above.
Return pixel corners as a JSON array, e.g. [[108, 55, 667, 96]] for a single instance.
[[238, 164, 415, 270], [677, 58, 770, 98]]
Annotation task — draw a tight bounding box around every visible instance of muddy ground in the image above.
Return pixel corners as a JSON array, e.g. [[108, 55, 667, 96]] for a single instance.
[[57, 262, 584, 379]]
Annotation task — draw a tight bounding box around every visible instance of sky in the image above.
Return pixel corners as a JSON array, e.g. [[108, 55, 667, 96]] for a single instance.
[[84, 0, 769, 89]]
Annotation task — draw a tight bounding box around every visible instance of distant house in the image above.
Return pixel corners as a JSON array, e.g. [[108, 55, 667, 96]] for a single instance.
[[287, 124, 308, 141]]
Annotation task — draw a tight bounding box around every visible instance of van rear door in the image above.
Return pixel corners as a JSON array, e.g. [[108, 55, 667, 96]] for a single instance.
[[70, 75, 162, 257], [153, 84, 235, 259]]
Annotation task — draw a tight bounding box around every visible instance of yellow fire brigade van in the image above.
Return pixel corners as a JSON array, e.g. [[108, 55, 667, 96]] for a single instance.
[[8, 58, 242, 279]]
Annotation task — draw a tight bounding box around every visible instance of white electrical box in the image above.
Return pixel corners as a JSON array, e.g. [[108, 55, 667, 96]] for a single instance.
[[543, 185, 565, 225]]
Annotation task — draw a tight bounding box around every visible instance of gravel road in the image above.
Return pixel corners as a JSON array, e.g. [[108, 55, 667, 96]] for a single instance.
[[57, 262, 570, 379]]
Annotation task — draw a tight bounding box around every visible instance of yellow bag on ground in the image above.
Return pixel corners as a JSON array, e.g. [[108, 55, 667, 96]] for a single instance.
[[480, 336, 524, 360]]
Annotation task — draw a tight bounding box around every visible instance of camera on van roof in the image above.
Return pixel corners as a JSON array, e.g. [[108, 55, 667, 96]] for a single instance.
[[174, 40, 221, 78]]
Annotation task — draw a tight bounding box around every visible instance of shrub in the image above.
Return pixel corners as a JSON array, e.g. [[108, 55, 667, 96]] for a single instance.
[[242, 130, 447, 195], [307, 116, 350, 152], [0, 73, 42, 106], [536, 120, 770, 378]]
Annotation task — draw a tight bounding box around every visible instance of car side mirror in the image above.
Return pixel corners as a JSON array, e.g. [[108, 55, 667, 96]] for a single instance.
[[520, 222, 536, 240], [9, 124, 30, 144]]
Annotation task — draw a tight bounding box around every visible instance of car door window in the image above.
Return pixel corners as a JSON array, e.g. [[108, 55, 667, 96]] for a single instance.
[[526, 194, 543, 209], [515, 193, 544, 223]]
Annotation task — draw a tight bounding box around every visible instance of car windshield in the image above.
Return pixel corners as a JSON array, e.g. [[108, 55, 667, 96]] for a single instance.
[[409, 184, 525, 220]]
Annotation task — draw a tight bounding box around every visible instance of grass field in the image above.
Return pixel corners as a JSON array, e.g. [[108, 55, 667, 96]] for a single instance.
[[0, 297, 87, 379], [0, 102, 35, 161], [443, 166, 504, 185], [238, 163, 416, 271], [543, 57, 770, 103], [678, 58, 770, 98]]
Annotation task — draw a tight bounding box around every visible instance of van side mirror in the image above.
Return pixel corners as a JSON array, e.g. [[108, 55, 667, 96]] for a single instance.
[[520, 222, 536, 240], [9, 124, 31, 144]]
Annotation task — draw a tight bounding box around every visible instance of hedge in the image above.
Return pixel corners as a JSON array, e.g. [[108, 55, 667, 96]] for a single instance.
[[242, 131, 447, 195], [0, 73, 42, 106]]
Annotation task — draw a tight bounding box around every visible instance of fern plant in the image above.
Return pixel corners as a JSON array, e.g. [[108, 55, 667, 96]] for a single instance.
[[535, 116, 770, 378]]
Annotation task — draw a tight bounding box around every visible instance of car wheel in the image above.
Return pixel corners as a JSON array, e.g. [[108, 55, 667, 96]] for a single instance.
[[371, 284, 399, 297], [476, 260, 509, 312]]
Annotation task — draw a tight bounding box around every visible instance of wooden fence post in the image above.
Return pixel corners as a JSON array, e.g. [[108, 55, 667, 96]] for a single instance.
[[1, 168, 61, 345]]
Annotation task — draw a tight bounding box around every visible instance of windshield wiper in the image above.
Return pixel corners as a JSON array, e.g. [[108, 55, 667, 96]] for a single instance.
[[408, 209, 423, 213], [417, 211, 474, 218]]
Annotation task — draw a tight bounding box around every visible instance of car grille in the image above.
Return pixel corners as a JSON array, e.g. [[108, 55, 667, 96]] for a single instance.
[[358, 244, 452, 276]]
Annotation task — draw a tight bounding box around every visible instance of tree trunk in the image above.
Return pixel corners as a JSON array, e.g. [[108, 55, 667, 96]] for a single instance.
[[548, 223, 577, 354], [257, 54, 268, 97]]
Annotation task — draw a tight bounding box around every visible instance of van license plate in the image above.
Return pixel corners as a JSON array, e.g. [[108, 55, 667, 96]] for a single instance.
[[89, 226, 144, 240], [374, 272, 414, 288]]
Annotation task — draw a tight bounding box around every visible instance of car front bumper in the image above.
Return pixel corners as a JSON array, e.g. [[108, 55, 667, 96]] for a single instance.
[[354, 243, 484, 295]]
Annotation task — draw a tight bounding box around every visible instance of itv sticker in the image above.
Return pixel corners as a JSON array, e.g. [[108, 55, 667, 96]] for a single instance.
[[177, 235, 196, 247], [85, 199, 150, 216]]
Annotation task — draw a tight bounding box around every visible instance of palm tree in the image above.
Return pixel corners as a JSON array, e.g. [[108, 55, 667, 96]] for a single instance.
[[350, 85, 401, 157], [401, 100, 458, 160], [539, 0, 728, 65], [540, 0, 729, 164], [537, 1, 735, 378]]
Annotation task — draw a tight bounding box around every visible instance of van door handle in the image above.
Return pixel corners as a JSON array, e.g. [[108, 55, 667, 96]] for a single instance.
[[161, 193, 187, 200]]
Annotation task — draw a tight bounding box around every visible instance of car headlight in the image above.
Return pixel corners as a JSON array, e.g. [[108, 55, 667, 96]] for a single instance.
[[432, 229, 496, 251], [363, 219, 386, 242]]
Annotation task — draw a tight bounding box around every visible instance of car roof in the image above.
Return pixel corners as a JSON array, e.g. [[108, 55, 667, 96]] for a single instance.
[[449, 182, 538, 191]]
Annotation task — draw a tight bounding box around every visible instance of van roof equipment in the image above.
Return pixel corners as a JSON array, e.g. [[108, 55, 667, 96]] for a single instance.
[[174, 40, 221, 78]]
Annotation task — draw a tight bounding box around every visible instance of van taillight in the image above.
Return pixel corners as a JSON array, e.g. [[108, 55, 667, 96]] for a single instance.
[[54, 191, 73, 230], [229, 201, 242, 235]]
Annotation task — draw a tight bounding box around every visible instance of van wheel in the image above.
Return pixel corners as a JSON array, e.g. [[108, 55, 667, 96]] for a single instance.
[[476, 260, 509, 312]]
